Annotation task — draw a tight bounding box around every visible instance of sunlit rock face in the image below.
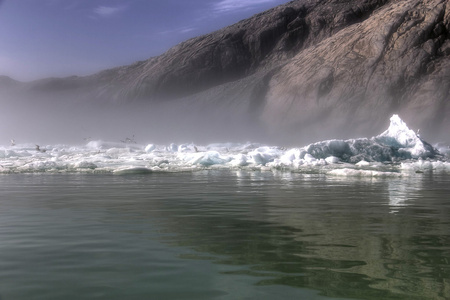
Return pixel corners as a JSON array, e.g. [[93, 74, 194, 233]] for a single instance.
[[4, 0, 449, 143], [261, 0, 450, 142], [84, 0, 393, 100]]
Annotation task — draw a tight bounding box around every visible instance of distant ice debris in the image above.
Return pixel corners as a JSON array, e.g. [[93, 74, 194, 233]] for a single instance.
[[328, 168, 403, 177], [113, 167, 152, 175], [0, 115, 448, 175], [145, 144, 156, 153], [355, 160, 370, 167], [167, 143, 178, 152], [435, 143, 450, 157]]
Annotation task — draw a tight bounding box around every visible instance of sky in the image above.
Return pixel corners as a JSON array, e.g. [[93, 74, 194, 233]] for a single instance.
[[0, 0, 291, 82]]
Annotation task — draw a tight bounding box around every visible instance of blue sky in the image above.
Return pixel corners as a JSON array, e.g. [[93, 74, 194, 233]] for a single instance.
[[0, 0, 290, 81]]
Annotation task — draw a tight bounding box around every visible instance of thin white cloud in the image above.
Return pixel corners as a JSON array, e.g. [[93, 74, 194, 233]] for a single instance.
[[179, 27, 196, 34], [158, 26, 196, 35], [93, 5, 126, 17], [213, 0, 277, 13]]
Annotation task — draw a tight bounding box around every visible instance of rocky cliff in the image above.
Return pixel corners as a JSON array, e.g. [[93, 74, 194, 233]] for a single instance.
[[4, 0, 450, 144], [261, 0, 450, 142]]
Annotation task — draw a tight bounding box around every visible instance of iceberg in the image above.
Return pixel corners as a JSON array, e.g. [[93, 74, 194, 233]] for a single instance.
[[0, 115, 448, 175], [375, 114, 437, 159], [299, 114, 438, 163]]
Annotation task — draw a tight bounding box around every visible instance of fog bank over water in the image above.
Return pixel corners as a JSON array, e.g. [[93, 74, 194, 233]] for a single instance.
[[1, 88, 448, 148], [0, 92, 270, 146]]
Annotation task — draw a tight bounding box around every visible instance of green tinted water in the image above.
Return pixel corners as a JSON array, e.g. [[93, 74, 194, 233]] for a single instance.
[[0, 171, 449, 299]]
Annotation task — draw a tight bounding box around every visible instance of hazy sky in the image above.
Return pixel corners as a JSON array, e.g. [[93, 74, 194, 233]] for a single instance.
[[0, 0, 290, 82]]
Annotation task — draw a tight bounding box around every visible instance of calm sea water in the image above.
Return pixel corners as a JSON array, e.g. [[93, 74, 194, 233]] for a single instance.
[[0, 170, 449, 300]]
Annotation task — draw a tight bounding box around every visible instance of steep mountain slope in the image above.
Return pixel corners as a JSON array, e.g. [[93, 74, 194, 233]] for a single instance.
[[261, 0, 450, 141], [4, 0, 449, 144], [85, 0, 392, 100]]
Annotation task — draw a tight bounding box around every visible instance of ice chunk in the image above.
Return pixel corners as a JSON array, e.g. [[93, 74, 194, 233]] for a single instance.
[[401, 160, 450, 173], [376, 115, 437, 158], [230, 154, 248, 166], [145, 144, 156, 153], [106, 148, 131, 158], [328, 168, 402, 177], [248, 147, 281, 165], [206, 142, 253, 152], [305, 140, 351, 159], [18, 161, 60, 172], [178, 144, 189, 152], [325, 156, 340, 164], [435, 143, 450, 157], [303, 153, 316, 163], [167, 143, 178, 152], [183, 151, 230, 166], [280, 148, 304, 163], [113, 167, 153, 175], [377, 115, 417, 147], [73, 161, 97, 169], [356, 160, 370, 167], [0, 149, 33, 158], [87, 140, 129, 150], [178, 144, 198, 153]]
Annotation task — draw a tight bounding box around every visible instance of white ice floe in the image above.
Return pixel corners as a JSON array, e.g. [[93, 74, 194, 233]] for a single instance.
[[0, 115, 448, 175], [400, 159, 450, 173], [180, 151, 231, 166], [113, 167, 153, 175], [356, 160, 370, 167], [145, 144, 156, 153], [325, 156, 340, 164], [327, 168, 403, 177]]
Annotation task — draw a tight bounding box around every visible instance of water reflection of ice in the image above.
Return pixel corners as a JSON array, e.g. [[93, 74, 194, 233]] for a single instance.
[[387, 177, 422, 213]]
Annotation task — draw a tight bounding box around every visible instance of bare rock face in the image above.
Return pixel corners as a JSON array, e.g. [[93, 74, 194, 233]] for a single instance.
[[261, 0, 450, 142], [4, 0, 449, 143], [90, 0, 392, 101]]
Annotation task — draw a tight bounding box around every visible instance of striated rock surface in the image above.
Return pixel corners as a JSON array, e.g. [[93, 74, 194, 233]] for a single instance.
[[261, 0, 450, 142], [3, 0, 449, 144]]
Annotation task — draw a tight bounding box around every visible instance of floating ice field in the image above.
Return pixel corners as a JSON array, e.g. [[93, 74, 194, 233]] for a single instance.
[[1, 115, 449, 176]]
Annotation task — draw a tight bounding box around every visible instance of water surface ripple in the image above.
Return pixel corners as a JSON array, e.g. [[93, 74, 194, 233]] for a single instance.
[[0, 171, 449, 299]]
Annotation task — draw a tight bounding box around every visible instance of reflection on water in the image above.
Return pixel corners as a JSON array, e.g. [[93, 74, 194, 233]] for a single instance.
[[387, 177, 424, 213], [0, 171, 449, 299], [388, 180, 410, 209]]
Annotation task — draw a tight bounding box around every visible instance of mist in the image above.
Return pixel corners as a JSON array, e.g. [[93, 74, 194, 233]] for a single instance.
[[2, 88, 447, 150], [0, 90, 273, 147]]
